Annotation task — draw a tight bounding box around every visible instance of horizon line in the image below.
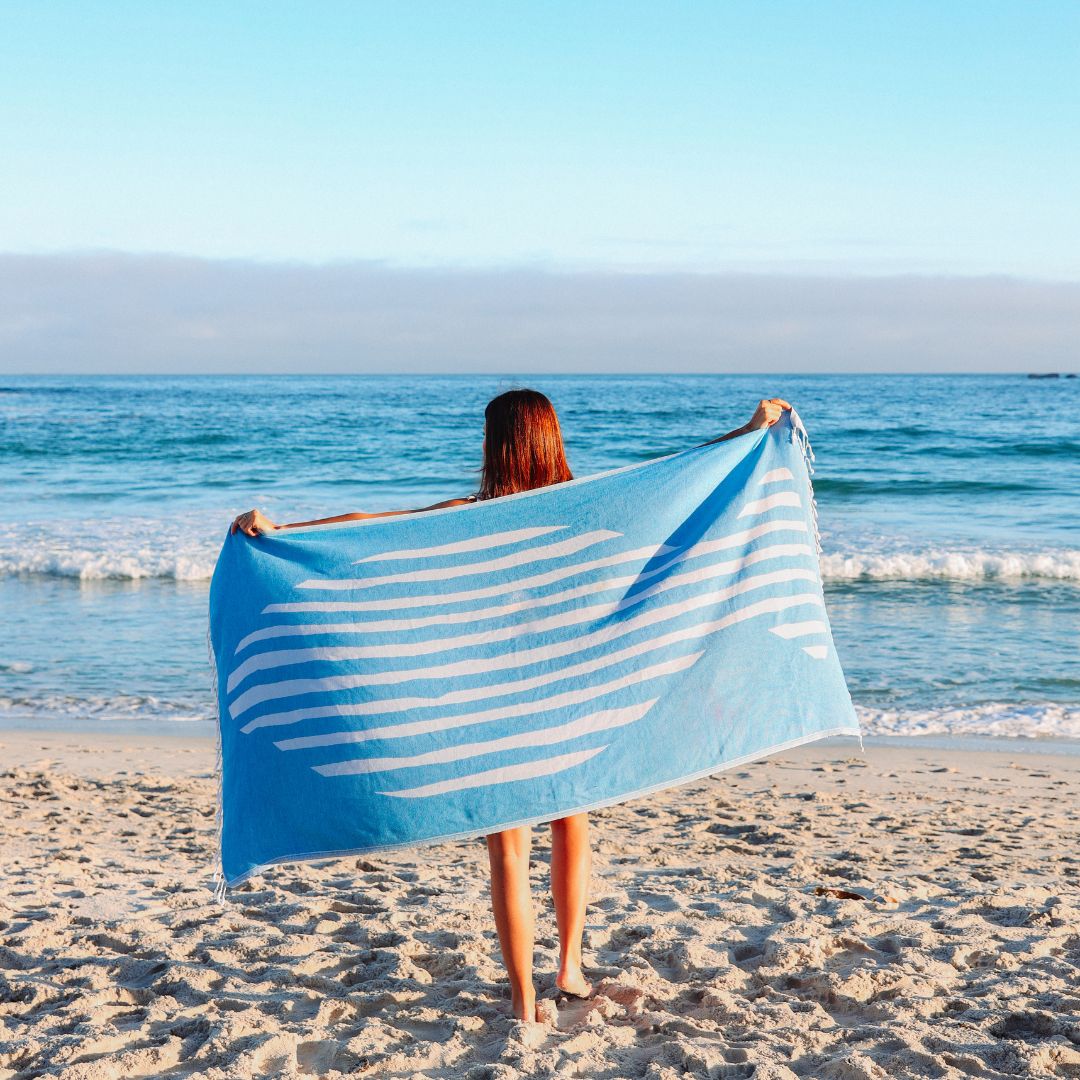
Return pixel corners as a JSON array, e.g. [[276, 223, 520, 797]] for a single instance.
[[2, 249, 1080, 287], [5, 371, 1078, 379]]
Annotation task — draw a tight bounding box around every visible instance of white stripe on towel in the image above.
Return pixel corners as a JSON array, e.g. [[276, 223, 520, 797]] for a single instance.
[[376, 746, 606, 798], [760, 468, 795, 485], [263, 652, 700, 740], [238, 538, 812, 652], [230, 591, 824, 720], [230, 575, 818, 714], [314, 700, 656, 776], [737, 491, 801, 518], [299, 530, 624, 590], [769, 620, 827, 640], [228, 548, 815, 690], [262, 519, 809, 615], [354, 526, 566, 563]]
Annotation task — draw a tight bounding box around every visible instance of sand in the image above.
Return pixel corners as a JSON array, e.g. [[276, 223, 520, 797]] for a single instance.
[[1, 730, 1078, 1080]]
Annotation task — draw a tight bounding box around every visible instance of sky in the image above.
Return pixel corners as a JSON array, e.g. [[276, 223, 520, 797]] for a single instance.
[[1, 2, 1078, 373]]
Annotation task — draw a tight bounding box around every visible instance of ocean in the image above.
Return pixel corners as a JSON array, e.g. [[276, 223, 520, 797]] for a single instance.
[[1, 374, 1077, 745]]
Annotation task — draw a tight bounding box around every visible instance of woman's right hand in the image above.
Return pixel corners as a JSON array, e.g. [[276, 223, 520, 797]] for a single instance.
[[747, 398, 791, 431], [231, 508, 278, 536]]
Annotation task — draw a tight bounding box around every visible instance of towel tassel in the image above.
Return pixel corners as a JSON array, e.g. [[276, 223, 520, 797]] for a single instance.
[[787, 408, 821, 555], [791, 409, 864, 757], [207, 624, 230, 906]]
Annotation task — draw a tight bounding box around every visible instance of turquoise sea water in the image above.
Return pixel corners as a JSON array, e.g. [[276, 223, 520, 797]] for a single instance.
[[1, 374, 1077, 741]]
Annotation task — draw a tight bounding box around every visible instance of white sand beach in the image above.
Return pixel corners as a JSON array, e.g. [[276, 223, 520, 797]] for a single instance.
[[1, 731, 1078, 1080]]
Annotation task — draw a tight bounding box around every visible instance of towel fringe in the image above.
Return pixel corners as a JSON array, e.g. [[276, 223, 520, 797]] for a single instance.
[[207, 623, 229, 906], [788, 408, 821, 555], [790, 409, 863, 757]]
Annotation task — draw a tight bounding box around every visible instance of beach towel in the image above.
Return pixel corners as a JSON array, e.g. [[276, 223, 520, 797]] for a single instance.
[[209, 410, 859, 889]]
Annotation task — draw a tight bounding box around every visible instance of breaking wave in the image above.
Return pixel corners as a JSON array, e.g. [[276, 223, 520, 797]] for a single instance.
[[857, 702, 1080, 741], [2, 531, 1077, 584], [820, 549, 1080, 582]]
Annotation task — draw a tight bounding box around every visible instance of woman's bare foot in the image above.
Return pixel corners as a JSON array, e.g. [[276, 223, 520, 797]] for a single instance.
[[510, 989, 539, 1022], [554, 965, 593, 998]]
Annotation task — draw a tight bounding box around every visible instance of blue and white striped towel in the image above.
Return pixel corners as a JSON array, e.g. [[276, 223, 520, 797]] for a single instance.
[[209, 410, 859, 887]]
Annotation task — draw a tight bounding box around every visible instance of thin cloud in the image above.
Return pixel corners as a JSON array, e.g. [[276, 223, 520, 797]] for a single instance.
[[0, 253, 1077, 374]]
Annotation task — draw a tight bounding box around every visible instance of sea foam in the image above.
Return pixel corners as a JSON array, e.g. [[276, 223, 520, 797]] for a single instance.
[[821, 549, 1080, 581], [2, 532, 1078, 584], [0, 518, 222, 581], [0, 546, 219, 582], [857, 702, 1080, 741]]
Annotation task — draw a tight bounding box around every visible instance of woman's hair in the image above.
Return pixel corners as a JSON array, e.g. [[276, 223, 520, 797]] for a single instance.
[[478, 389, 573, 500]]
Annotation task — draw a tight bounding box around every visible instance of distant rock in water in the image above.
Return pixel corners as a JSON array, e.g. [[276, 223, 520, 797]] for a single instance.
[[1027, 372, 1061, 379]]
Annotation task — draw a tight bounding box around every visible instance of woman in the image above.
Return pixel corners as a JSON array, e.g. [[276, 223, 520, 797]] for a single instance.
[[231, 389, 790, 1022]]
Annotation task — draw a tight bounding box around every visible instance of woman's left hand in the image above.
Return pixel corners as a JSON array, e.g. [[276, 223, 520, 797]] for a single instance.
[[231, 508, 278, 536], [747, 398, 792, 431]]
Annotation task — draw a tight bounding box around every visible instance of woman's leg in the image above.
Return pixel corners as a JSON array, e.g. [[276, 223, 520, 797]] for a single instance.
[[549, 812, 592, 995], [485, 825, 537, 1021]]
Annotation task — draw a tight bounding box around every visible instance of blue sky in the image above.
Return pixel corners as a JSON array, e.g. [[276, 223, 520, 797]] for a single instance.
[[3, 1, 1078, 276], [2, 3, 1078, 373]]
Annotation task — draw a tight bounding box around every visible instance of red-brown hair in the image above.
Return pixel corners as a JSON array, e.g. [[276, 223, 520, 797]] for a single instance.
[[478, 389, 573, 500]]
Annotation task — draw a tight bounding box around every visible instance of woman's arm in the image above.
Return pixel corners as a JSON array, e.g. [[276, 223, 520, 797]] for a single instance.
[[230, 498, 474, 537], [695, 398, 791, 449]]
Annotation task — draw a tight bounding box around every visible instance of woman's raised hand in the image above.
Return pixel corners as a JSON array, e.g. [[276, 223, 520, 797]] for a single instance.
[[230, 508, 278, 536], [747, 398, 792, 431]]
